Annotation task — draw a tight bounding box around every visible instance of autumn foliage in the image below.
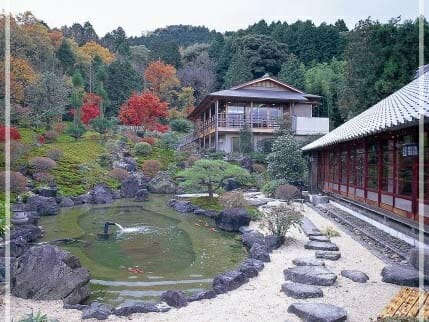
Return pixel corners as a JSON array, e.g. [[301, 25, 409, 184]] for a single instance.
[[81, 93, 101, 125], [119, 92, 169, 132], [0, 126, 22, 142], [144, 60, 179, 95]]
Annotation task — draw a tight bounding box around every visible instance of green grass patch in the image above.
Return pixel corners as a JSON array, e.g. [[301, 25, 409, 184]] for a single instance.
[[136, 146, 175, 170], [186, 197, 223, 211]]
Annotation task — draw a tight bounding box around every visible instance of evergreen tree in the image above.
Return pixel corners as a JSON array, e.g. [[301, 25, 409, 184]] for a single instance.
[[56, 39, 75, 74], [223, 50, 253, 88], [278, 54, 306, 90]]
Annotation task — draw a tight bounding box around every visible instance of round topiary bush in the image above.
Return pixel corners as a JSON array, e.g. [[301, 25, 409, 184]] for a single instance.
[[44, 130, 59, 143], [141, 160, 161, 177], [32, 172, 55, 185], [0, 171, 28, 192], [109, 168, 129, 181], [28, 157, 57, 172], [134, 142, 152, 156]]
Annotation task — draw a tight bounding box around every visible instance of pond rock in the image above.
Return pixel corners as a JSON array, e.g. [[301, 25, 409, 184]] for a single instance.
[[82, 302, 113, 320], [148, 172, 176, 194], [168, 199, 195, 213], [134, 189, 149, 202], [187, 290, 217, 302], [284, 266, 337, 286], [59, 197, 74, 207], [114, 300, 163, 316], [11, 245, 90, 304], [341, 270, 369, 283], [6, 236, 29, 258], [213, 270, 248, 294], [90, 184, 113, 204], [316, 251, 341, 261], [160, 290, 188, 308], [281, 282, 323, 299], [71, 193, 92, 205], [239, 258, 265, 278], [26, 195, 59, 216], [288, 303, 347, 322], [10, 224, 42, 243], [264, 235, 283, 252], [242, 230, 265, 249], [304, 241, 339, 251], [215, 208, 250, 232], [120, 176, 140, 198], [37, 186, 57, 198], [249, 243, 270, 262]]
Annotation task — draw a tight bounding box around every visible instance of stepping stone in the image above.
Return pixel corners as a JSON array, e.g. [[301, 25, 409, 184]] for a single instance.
[[381, 265, 429, 287], [281, 282, 323, 299], [284, 266, 337, 286], [309, 235, 330, 242], [341, 270, 369, 283], [292, 257, 325, 267], [316, 251, 341, 261], [300, 217, 323, 236], [288, 303, 347, 322], [305, 241, 339, 251]]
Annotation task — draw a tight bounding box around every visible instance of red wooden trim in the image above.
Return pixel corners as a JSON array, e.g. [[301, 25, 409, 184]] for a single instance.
[[377, 141, 383, 206], [364, 140, 368, 199]]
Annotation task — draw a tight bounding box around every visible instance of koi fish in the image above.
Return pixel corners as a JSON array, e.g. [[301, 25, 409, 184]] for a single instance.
[[195, 223, 201, 227]]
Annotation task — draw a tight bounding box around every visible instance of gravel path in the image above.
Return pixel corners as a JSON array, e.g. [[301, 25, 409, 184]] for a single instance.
[[6, 204, 400, 322]]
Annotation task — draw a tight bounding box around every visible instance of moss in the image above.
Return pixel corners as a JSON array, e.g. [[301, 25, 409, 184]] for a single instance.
[[186, 197, 223, 211], [136, 146, 175, 170]]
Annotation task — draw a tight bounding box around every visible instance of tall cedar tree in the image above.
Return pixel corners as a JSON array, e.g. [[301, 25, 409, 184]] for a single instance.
[[119, 92, 169, 133]]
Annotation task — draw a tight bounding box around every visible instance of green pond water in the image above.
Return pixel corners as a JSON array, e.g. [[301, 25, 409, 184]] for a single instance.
[[40, 195, 247, 305]]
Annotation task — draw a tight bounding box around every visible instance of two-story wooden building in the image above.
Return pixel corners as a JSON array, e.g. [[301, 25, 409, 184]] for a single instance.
[[180, 75, 329, 152]]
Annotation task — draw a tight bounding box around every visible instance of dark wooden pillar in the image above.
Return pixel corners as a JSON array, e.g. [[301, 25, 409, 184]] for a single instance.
[[364, 140, 368, 199], [377, 140, 383, 206]]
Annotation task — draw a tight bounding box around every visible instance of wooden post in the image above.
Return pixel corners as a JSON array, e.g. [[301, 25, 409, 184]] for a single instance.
[[393, 135, 397, 209], [377, 140, 383, 207], [215, 100, 219, 150], [364, 140, 368, 200]]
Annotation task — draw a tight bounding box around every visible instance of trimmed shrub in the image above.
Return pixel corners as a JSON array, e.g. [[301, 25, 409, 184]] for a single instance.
[[261, 179, 287, 197], [109, 168, 129, 181], [97, 153, 111, 168], [170, 118, 192, 133], [28, 157, 57, 172], [0, 171, 27, 192], [46, 149, 63, 161], [274, 184, 300, 202], [252, 163, 266, 173], [53, 122, 67, 134], [33, 172, 55, 185], [261, 204, 302, 238], [141, 136, 156, 146], [185, 155, 200, 167], [44, 130, 59, 143], [0, 126, 21, 142], [141, 160, 161, 177], [219, 191, 248, 209], [134, 142, 152, 156]]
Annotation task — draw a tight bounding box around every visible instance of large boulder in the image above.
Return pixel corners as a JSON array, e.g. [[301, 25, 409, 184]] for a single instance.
[[288, 303, 347, 322], [37, 186, 58, 198], [381, 265, 427, 287], [11, 245, 90, 304], [134, 189, 149, 202], [160, 290, 188, 308], [249, 243, 270, 262], [168, 199, 195, 213], [242, 230, 265, 249], [120, 176, 140, 198], [215, 208, 250, 232], [90, 184, 113, 204], [59, 197, 74, 208], [148, 172, 176, 194], [71, 193, 92, 205], [284, 266, 337, 286], [213, 270, 248, 294], [264, 235, 283, 252], [311, 195, 330, 206], [10, 224, 42, 243], [26, 195, 59, 216], [409, 248, 429, 275]]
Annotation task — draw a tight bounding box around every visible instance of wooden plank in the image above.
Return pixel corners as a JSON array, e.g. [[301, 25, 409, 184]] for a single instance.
[[379, 288, 411, 318], [409, 292, 429, 317], [421, 292, 429, 319], [394, 288, 420, 317]]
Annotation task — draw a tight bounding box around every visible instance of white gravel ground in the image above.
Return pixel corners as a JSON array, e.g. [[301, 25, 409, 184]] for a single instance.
[[5, 203, 400, 322]]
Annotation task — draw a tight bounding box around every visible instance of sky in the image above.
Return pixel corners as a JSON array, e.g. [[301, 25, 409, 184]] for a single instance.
[[6, 0, 425, 37]]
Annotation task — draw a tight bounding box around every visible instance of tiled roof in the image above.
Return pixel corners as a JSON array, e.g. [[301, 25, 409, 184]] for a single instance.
[[207, 89, 310, 101], [302, 71, 429, 151]]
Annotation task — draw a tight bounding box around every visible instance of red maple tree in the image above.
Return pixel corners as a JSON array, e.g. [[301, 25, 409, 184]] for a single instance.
[[81, 93, 101, 125], [0, 126, 21, 142], [119, 92, 169, 132]]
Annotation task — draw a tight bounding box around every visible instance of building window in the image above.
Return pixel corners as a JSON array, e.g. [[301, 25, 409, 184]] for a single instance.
[[381, 140, 394, 193], [340, 150, 348, 184], [367, 143, 378, 190], [396, 135, 414, 196], [355, 147, 364, 188]]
